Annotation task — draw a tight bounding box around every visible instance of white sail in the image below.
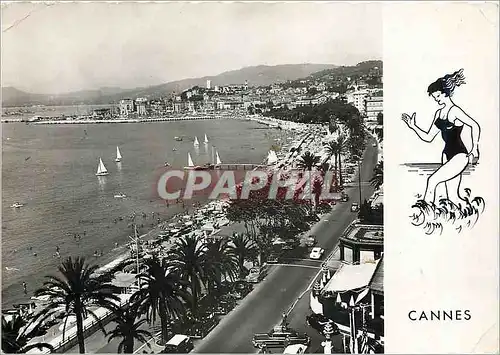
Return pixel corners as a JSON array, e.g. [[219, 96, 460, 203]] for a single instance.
[[96, 158, 109, 175], [187, 153, 194, 167], [216, 150, 222, 165], [204, 134, 209, 144], [267, 150, 278, 165], [115, 146, 122, 161], [194, 137, 200, 146]]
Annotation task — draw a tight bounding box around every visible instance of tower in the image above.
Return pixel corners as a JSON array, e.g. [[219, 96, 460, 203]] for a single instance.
[[206, 80, 211, 89]]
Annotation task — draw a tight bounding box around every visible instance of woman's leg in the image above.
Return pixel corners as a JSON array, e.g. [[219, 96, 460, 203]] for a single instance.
[[424, 153, 468, 203], [445, 173, 466, 204]]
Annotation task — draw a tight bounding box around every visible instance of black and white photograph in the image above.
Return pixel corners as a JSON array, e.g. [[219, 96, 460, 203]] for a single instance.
[[1, 2, 384, 354]]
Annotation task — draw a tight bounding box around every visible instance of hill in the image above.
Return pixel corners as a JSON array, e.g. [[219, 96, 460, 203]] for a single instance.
[[2, 63, 337, 107], [307, 60, 383, 81]]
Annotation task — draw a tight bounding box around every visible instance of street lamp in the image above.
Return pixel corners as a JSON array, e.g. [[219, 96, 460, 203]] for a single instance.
[[353, 155, 362, 208], [128, 224, 141, 288]]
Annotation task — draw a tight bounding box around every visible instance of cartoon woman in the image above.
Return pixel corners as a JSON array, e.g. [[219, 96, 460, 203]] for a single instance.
[[402, 69, 481, 204]]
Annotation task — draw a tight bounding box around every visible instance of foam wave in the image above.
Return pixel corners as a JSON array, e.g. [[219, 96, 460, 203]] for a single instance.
[[410, 189, 485, 234]]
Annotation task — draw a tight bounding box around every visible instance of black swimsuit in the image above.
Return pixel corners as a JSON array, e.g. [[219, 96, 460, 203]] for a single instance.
[[434, 107, 467, 160]]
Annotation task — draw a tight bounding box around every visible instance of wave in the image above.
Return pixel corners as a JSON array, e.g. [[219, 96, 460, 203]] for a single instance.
[[5, 267, 20, 271], [410, 189, 485, 234]]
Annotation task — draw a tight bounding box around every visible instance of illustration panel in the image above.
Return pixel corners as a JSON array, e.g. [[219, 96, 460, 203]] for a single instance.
[[384, 2, 498, 354]]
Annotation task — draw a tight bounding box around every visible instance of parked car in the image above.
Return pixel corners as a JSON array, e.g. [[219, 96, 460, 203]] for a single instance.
[[161, 334, 194, 353], [304, 236, 317, 247], [283, 344, 308, 354], [309, 247, 325, 260], [246, 266, 265, 283], [267, 253, 281, 264], [282, 238, 300, 250], [232, 280, 253, 299], [351, 202, 359, 212], [306, 314, 339, 336]]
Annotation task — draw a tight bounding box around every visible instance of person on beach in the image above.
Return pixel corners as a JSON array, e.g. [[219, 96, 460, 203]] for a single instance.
[[22, 282, 27, 295], [402, 69, 481, 204]]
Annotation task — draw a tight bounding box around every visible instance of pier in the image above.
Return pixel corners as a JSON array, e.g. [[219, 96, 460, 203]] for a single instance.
[[217, 163, 266, 171], [26, 115, 224, 125]]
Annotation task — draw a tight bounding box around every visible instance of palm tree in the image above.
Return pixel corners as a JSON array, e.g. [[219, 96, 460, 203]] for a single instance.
[[370, 160, 383, 190], [323, 141, 340, 186], [2, 315, 54, 353], [297, 151, 321, 203], [204, 238, 239, 290], [324, 133, 347, 187], [32, 257, 120, 353], [228, 233, 258, 278], [335, 134, 348, 187], [107, 301, 152, 353], [167, 234, 208, 316], [133, 256, 189, 345]]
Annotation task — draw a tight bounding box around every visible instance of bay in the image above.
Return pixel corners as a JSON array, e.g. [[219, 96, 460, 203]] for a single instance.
[[1, 118, 287, 308]]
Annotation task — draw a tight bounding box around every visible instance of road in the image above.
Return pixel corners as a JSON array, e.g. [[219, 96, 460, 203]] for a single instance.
[[193, 136, 379, 353], [72, 136, 379, 354]]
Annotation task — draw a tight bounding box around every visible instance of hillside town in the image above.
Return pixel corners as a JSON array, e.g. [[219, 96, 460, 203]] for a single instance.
[[4, 62, 383, 132]]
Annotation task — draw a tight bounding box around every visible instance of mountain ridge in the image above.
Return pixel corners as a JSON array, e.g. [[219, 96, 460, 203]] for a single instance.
[[2, 62, 382, 107]]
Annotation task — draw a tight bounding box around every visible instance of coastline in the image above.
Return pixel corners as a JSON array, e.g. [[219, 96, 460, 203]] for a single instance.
[[3, 115, 309, 309], [1, 113, 303, 129], [93, 116, 307, 274]]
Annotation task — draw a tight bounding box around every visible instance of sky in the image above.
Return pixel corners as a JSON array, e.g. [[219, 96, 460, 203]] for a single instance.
[[1, 2, 382, 94]]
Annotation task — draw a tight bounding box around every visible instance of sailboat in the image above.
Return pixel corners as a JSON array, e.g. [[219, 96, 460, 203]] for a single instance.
[[115, 146, 122, 162], [184, 152, 208, 170], [96, 158, 109, 176], [267, 150, 278, 165], [184, 153, 195, 170], [204, 134, 209, 144], [193, 137, 200, 146], [215, 150, 222, 165]]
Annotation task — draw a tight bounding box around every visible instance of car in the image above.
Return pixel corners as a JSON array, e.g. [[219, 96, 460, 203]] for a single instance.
[[351, 202, 359, 212], [253, 325, 311, 349], [341, 193, 349, 202], [267, 253, 280, 264], [309, 247, 325, 260], [282, 238, 300, 250], [161, 334, 194, 353], [283, 344, 309, 354], [306, 314, 340, 336], [246, 266, 264, 283], [304, 236, 317, 247], [372, 142, 377, 147]]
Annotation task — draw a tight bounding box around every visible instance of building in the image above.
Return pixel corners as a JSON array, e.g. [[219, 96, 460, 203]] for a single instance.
[[351, 90, 369, 115], [365, 96, 383, 122], [339, 223, 384, 265], [135, 98, 148, 116], [309, 222, 385, 353], [206, 79, 211, 89], [92, 108, 112, 119], [119, 99, 135, 116]]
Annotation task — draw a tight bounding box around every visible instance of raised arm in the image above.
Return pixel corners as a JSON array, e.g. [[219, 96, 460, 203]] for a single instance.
[[402, 111, 440, 142]]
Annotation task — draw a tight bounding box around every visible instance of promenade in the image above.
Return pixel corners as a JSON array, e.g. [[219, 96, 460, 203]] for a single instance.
[[21, 118, 358, 354]]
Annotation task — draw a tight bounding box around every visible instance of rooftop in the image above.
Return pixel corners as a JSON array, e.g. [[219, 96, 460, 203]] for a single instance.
[[166, 334, 190, 346], [322, 260, 379, 294], [341, 224, 384, 244]]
